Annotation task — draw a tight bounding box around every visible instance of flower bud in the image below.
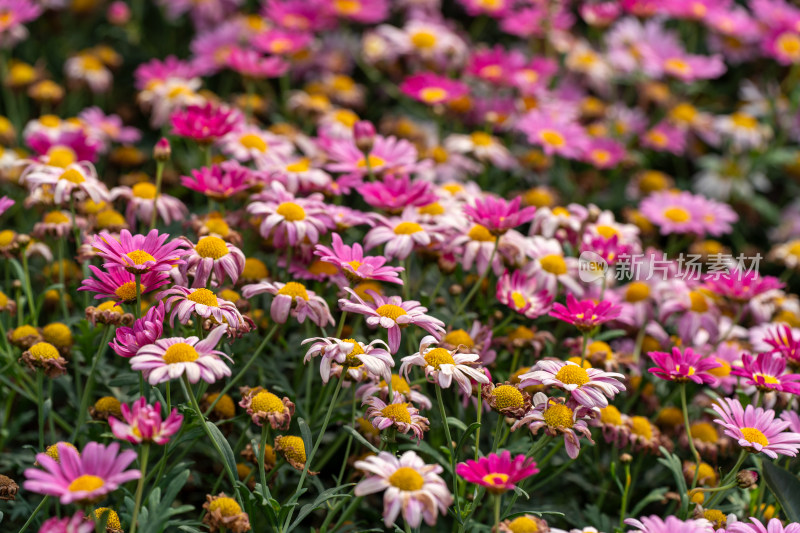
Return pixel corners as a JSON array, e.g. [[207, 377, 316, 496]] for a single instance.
[[153, 137, 171, 162], [353, 120, 375, 153], [107, 1, 131, 25], [620, 453, 633, 464], [737, 470, 759, 489]]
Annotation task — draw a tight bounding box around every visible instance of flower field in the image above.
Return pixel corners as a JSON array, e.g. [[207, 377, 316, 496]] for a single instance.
[[3, 1, 800, 532]]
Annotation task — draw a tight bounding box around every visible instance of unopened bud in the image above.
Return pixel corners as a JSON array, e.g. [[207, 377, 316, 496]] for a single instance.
[[620, 453, 633, 464], [737, 470, 759, 489], [449, 284, 463, 296], [353, 120, 375, 153], [154, 137, 171, 162], [107, 1, 131, 25]]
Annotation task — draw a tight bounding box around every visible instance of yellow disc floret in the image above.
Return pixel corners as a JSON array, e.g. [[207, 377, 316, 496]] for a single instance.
[[208, 496, 242, 517], [491, 385, 524, 410], [29, 342, 60, 360], [424, 348, 455, 369], [277, 282, 309, 300], [195, 236, 230, 259], [251, 391, 285, 414], [555, 365, 590, 386], [163, 343, 199, 364], [543, 404, 574, 428], [381, 403, 412, 424], [188, 288, 220, 307], [388, 467, 424, 491], [42, 323, 72, 347]]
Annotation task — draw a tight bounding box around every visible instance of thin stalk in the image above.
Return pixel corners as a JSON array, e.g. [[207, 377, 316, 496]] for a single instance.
[[336, 390, 358, 485], [335, 311, 348, 339], [475, 394, 482, 460], [619, 461, 631, 530], [453, 239, 499, 320], [149, 161, 165, 231], [72, 326, 114, 441], [16, 495, 49, 533], [579, 332, 589, 367], [129, 443, 151, 533], [56, 238, 68, 320], [434, 385, 461, 519], [494, 494, 502, 530], [680, 383, 702, 491], [21, 252, 37, 325], [258, 424, 270, 499], [134, 273, 142, 320], [36, 370, 44, 451]]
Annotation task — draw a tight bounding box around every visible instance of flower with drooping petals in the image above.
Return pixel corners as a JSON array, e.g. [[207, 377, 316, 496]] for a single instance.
[[712, 397, 800, 458], [242, 280, 334, 327], [520, 360, 626, 409], [22, 163, 110, 206], [160, 286, 249, 332], [109, 397, 183, 445], [456, 451, 539, 494], [340, 289, 445, 353], [24, 442, 140, 505], [496, 270, 554, 319], [624, 515, 714, 533], [179, 236, 245, 288], [238, 386, 295, 429], [130, 325, 232, 385], [550, 294, 622, 332], [109, 301, 165, 358], [353, 451, 452, 528], [202, 492, 251, 533], [38, 512, 95, 533], [315, 233, 404, 285], [728, 518, 800, 533], [647, 347, 721, 386], [110, 182, 188, 228], [464, 195, 536, 236], [19, 341, 68, 378], [364, 394, 430, 442], [91, 229, 187, 274], [302, 336, 393, 384], [400, 335, 489, 394], [399, 72, 469, 105], [79, 266, 169, 303], [731, 352, 800, 394], [247, 181, 334, 247], [511, 394, 595, 459]]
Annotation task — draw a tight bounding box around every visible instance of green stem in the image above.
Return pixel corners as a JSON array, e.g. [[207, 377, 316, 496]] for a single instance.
[[706, 450, 747, 508], [494, 494, 502, 529], [134, 273, 142, 320], [453, 239, 500, 320], [258, 423, 270, 498], [149, 161, 165, 231], [336, 390, 358, 485], [475, 394, 482, 461], [16, 495, 49, 533], [434, 385, 461, 519], [579, 332, 589, 367], [335, 311, 348, 339], [36, 370, 44, 452], [56, 238, 68, 321], [72, 326, 114, 441], [129, 443, 151, 533], [619, 461, 631, 530], [20, 252, 36, 325], [680, 383, 702, 493]]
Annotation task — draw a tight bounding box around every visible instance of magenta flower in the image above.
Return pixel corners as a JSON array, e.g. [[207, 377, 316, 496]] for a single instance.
[[640, 190, 737, 236], [464, 195, 536, 235], [109, 397, 183, 445], [179, 236, 246, 288], [625, 516, 714, 533], [109, 301, 165, 358], [241, 280, 334, 328], [496, 270, 553, 319], [731, 352, 800, 394], [647, 347, 721, 386], [253, 28, 312, 55], [325, 136, 424, 184], [0, 0, 42, 48], [91, 229, 187, 274], [24, 442, 140, 505], [549, 294, 622, 332], [38, 512, 95, 533], [170, 102, 243, 144], [315, 233, 404, 285], [0, 196, 13, 216], [79, 266, 170, 303], [703, 270, 784, 301], [159, 286, 249, 332], [399, 72, 469, 105], [456, 451, 538, 494], [181, 161, 253, 201], [247, 181, 334, 247], [764, 324, 800, 366], [728, 518, 800, 533], [227, 47, 289, 78], [359, 174, 439, 212], [712, 397, 800, 458]]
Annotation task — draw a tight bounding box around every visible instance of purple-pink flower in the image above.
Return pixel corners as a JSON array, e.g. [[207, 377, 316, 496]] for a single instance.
[[170, 102, 243, 144], [464, 195, 536, 236], [109, 301, 165, 358], [91, 229, 187, 274], [731, 352, 800, 394], [647, 346, 721, 386], [109, 397, 183, 445], [399, 72, 469, 105], [549, 294, 622, 332], [456, 451, 538, 494], [315, 233, 404, 285], [712, 397, 800, 458]]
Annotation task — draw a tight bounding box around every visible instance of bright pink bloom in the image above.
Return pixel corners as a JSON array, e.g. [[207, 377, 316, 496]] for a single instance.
[[364, 209, 440, 260], [712, 397, 800, 458], [703, 270, 784, 301], [580, 2, 622, 26], [109, 301, 165, 358], [647, 347, 721, 385], [179, 236, 246, 288], [27, 129, 101, 164], [464, 195, 535, 235], [91, 229, 187, 274], [399, 72, 469, 105], [359, 174, 438, 212], [79, 107, 141, 146], [641, 122, 687, 155], [325, 135, 426, 183], [109, 397, 183, 445], [253, 28, 312, 55], [517, 110, 588, 159], [640, 190, 737, 236], [331, 0, 388, 23], [764, 324, 800, 366], [110, 184, 187, 228], [247, 182, 334, 247], [458, 0, 511, 17], [79, 266, 170, 302], [134, 55, 198, 90], [0, 0, 42, 47], [262, 0, 336, 32], [241, 280, 334, 327], [182, 161, 253, 200], [728, 518, 800, 533], [24, 442, 140, 504], [0, 196, 14, 216], [456, 451, 538, 494], [170, 102, 243, 144], [159, 286, 249, 331], [731, 352, 800, 394], [625, 515, 714, 533], [582, 138, 627, 169], [549, 294, 622, 332], [38, 512, 95, 533], [315, 233, 404, 285], [496, 270, 553, 319], [227, 47, 289, 78]]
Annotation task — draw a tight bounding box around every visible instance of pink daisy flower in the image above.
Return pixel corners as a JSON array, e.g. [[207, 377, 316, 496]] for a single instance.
[[109, 301, 165, 358], [624, 516, 714, 533], [450, 225, 505, 277], [549, 294, 622, 332], [459, 0, 511, 17], [647, 346, 721, 386], [353, 451, 452, 528], [511, 394, 595, 459], [341, 290, 445, 354], [764, 28, 800, 65], [179, 236, 245, 288], [91, 229, 187, 274], [23, 442, 140, 505], [0, 196, 13, 216], [79, 107, 141, 147], [660, 52, 726, 82], [38, 512, 95, 533], [78, 266, 170, 303], [582, 137, 627, 169], [728, 518, 800, 533], [640, 190, 738, 236], [496, 270, 554, 320], [302, 337, 393, 384], [253, 28, 312, 55], [325, 135, 424, 182], [712, 397, 800, 458], [170, 102, 243, 144], [399, 72, 469, 105], [227, 47, 289, 78], [130, 325, 232, 385], [464, 195, 536, 236], [181, 161, 253, 201], [703, 270, 784, 301], [110, 183, 188, 228], [364, 394, 430, 442], [160, 286, 249, 331], [731, 352, 800, 394], [241, 280, 334, 327], [399, 335, 489, 394], [247, 181, 334, 247], [109, 397, 183, 445], [359, 174, 439, 212], [517, 110, 588, 159], [0, 0, 42, 47], [763, 324, 800, 366], [21, 162, 110, 206], [641, 122, 687, 155], [519, 360, 626, 409], [364, 208, 441, 260], [314, 233, 404, 285], [455, 451, 539, 494]]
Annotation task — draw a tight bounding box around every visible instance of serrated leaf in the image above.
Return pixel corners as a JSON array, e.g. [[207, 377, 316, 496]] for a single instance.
[[762, 459, 800, 522]]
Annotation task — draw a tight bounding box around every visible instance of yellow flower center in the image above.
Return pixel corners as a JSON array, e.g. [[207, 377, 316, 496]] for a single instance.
[[205, 217, 230, 236], [195, 236, 229, 259], [96, 210, 126, 229], [508, 326, 535, 342], [539, 254, 567, 275], [375, 304, 407, 320], [59, 168, 85, 184], [45, 442, 76, 461], [543, 404, 574, 428], [419, 87, 448, 104], [187, 288, 220, 307], [555, 365, 590, 386], [470, 132, 493, 146], [591, 149, 611, 165], [481, 472, 510, 486], [0, 229, 15, 247], [126, 250, 156, 265], [709, 358, 731, 378], [491, 385, 524, 409], [600, 405, 623, 426], [12, 325, 38, 340], [242, 258, 268, 280], [251, 391, 285, 413], [468, 225, 496, 242], [419, 202, 445, 216], [340, 338, 365, 366], [0, 290, 7, 308], [162, 343, 199, 364], [411, 31, 437, 49], [740, 427, 769, 447], [730, 112, 757, 130], [277, 281, 309, 301], [507, 516, 540, 533], [29, 342, 60, 360], [334, 0, 361, 15], [540, 130, 565, 147], [777, 33, 800, 58], [689, 291, 709, 313], [640, 171, 669, 193], [664, 207, 691, 223], [704, 509, 727, 529], [286, 158, 311, 173], [690, 422, 719, 443], [93, 508, 121, 529], [443, 329, 474, 348], [333, 109, 358, 127], [207, 393, 235, 419], [646, 130, 668, 147], [424, 347, 456, 369], [42, 323, 72, 347], [511, 292, 527, 309], [664, 57, 690, 75], [442, 183, 464, 195], [630, 416, 653, 439], [381, 403, 412, 423], [277, 435, 306, 462], [94, 396, 122, 417], [388, 466, 424, 491], [68, 474, 104, 493], [356, 154, 386, 169], [49, 147, 77, 168], [394, 222, 423, 235], [307, 260, 338, 276], [208, 497, 242, 517], [625, 281, 650, 302], [43, 211, 70, 224], [753, 373, 780, 386], [276, 201, 306, 221], [378, 374, 411, 395], [97, 301, 124, 314], [240, 133, 267, 152], [132, 182, 157, 199], [114, 281, 139, 302]]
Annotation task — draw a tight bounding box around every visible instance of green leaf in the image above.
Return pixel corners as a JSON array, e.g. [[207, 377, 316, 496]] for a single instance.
[[630, 487, 668, 517], [657, 447, 688, 516], [205, 421, 237, 484], [446, 416, 468, 432], [762, 459, 800, 522], [595, 329, 627, 341], [288, 484, 354, 530], [298, 417, 314, 466], [343, 425, 380, 454], [454, 422, 481, 460]]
